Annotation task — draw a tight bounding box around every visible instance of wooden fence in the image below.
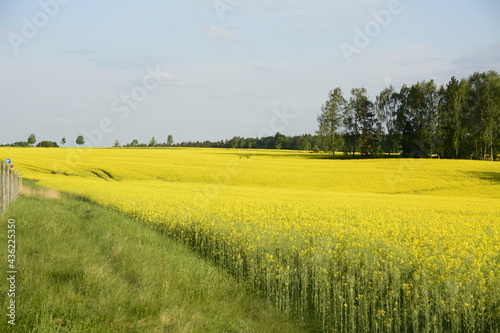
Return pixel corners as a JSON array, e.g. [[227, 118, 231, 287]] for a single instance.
[[1, 161, 22, 214]]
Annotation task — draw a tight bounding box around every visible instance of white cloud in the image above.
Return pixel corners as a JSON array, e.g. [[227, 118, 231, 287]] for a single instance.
[[406, 43, 427, 51], [157, 72, 175, 80], [203, 26, 243, 43]]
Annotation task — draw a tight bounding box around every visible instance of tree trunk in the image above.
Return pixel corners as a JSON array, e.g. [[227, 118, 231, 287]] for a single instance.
[[491, 135, 494, 161], [332, 134, 335, 156], [388, 133, 392, 156]]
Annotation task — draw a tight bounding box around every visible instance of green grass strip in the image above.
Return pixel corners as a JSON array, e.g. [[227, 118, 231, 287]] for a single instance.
[[1, 180, 306, 332]]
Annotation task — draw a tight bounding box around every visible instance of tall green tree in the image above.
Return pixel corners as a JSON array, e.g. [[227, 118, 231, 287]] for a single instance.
[[395, 84, 416, 157], [342, 98, 358, 156], [230, 136, 240, 148], [274, 132, 287, 150], [419, 80, 439, 157], [246, 138, 256, 149], [349, 88, 377, 156], [437, 77, 470, 159], [467, 71, 500, 160], [149, 137, 157, 147], [317, 88, 346, 154], [167, 135, 174, 147], [28, 133, 36, 146], [60, 137, 66, 147], [398, 81, 438, 157], [375, 86, 399, 155]]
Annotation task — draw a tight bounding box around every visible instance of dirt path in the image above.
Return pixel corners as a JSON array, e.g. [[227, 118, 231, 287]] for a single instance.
[[19, 186, 60, 199]]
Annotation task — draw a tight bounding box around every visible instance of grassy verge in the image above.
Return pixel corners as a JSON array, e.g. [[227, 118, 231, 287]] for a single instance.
[[0, 180, 306, 332]]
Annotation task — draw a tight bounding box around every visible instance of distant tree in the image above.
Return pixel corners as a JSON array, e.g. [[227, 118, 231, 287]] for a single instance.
[[167, 135, 174, 147], [437, 77, 470, 159], [76, 135, 85, 146], [28, 133, 36, 146], [130, 139, 139, 147], [246, 138, 256, 149], [149, 137, 157, 147], [467, 71, 500, 160], [402, 80, 438, 157], [37, 141, 59, 147], [274, 132, 286, 149], [113, 139, 120, 147], [238, 137, 246, 148], [60, 137, 66, 147], [349, 88, 377, 156], [343, 92, 360, 155], [317, 88, 345, 154], [297, 135, 312, 151], [375, 86, 399, 155], [230, 136, 240, 148], [11, 141, 30, 147], [395, 84, 412, 156]]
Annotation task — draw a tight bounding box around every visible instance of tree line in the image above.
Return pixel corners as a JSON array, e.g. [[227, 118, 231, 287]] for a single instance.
[[171, 133, 322, 151], [2, 135, 175, 148], [158, 70, 500, 160], [317, 70, 500, 160], [3, 70, 498, 160], [4, 134, 84, 148]]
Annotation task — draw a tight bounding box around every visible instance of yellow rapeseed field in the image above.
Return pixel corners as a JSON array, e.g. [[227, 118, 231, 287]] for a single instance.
[[3, 147, 499, 332]]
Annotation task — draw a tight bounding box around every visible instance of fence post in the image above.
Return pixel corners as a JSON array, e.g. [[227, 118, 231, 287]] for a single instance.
[[0, 161, 22, 214], [13, 173, 19, 201], [6, 162, 10, 209], [1, 161, 5, 213]]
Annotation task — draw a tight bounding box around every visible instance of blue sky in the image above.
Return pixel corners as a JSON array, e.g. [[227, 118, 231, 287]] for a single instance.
[[1, 0, 499, 147]]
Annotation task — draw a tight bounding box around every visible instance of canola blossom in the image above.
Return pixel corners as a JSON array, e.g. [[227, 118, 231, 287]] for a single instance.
[[3, 147, 499, 332]]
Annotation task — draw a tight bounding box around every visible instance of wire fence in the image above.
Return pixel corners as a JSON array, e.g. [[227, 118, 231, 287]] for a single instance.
[[1, 161, 22, 214]]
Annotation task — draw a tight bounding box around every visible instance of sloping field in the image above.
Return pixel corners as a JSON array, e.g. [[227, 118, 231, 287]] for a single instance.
[[3, 147, 500, 332]]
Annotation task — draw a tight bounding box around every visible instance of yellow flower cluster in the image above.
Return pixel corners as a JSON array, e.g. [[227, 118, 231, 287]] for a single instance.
[[3, 147, 499, 332]]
